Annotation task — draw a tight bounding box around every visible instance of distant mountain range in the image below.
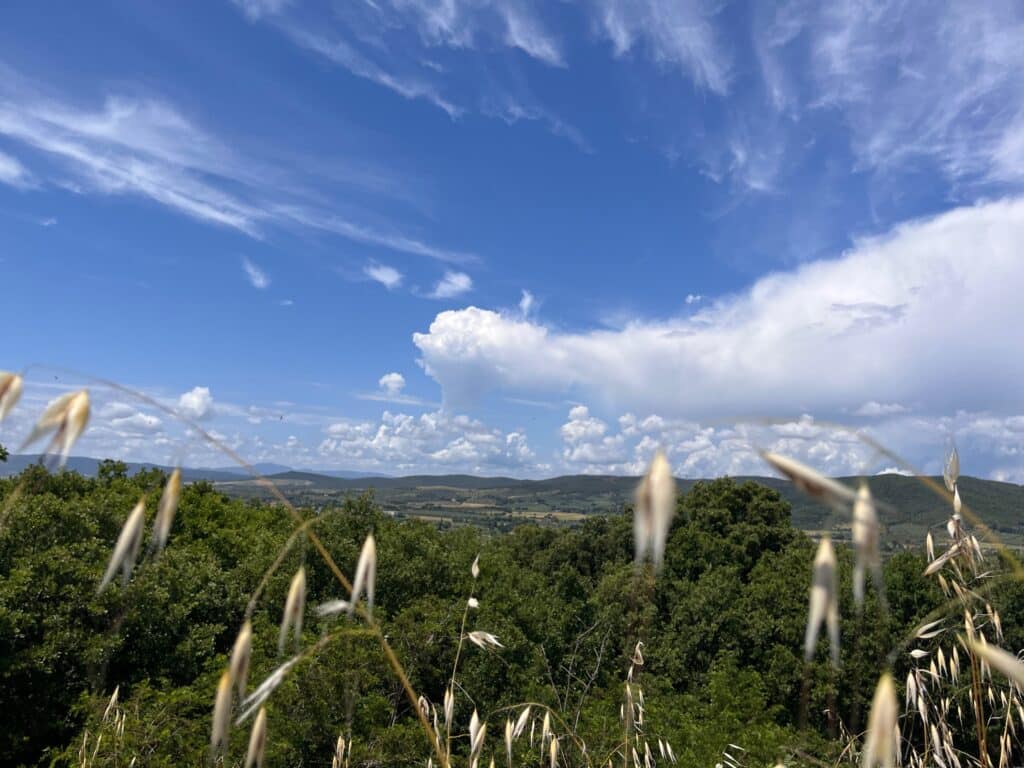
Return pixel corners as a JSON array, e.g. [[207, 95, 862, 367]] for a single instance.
[[0, 455, 387, 482], [3, 454, 1021, 547]]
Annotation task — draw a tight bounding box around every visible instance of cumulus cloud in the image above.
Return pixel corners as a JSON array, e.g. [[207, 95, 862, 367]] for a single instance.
[[415, 198, 1024, 419], [429, 271, 473, 299], [177, 386, 214, 420], [242, 257, 270, 289], [364, 263, 403, 289], [379, 372, 406, 396], [318, 409, 535, 473]]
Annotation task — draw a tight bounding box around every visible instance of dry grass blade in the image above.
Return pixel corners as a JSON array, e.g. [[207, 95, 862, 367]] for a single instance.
[[633, 450, 676, 569], [315, 599, 352, 617], [853, 482, 883, 607], [211, 669, 233, 756], [278, 567, 306, 654], [0, 372, 23, 421], [98, 499, 146, 592], [467, 630, 504, 649], [943, 444, 960, 493], [348, 534, 376, 619], [20, 389, 91, 464], [238, 656, 300, 723], [244, 707, 267, 768], [966, 639, 1024, 689], [761, 451, 856, 510], [231, 620, 253, 699], [863, 673, 898, 768], [152, 468, 181, 554], [805, 537, 840, 666]]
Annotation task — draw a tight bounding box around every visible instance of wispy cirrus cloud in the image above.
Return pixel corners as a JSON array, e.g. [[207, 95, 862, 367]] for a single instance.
[[0, 64, 476, 262], [242, 257, 270, 289], [0, 149, 30, 187]]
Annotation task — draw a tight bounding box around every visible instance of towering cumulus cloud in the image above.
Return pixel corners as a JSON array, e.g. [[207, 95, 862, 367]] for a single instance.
[[415, 198, 1024, 419]]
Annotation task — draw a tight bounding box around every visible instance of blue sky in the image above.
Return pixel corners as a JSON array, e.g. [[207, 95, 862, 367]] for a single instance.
[[2, 0, 1024, 480]]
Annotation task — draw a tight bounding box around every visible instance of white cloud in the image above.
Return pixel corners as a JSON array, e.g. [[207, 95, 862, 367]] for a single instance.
[[0, 67, 473, 261], [685, 293, 702, 304], [429, 271, 473, 299], [231, 0, 290, 21], [591, 0, 730, 94], [319, 408, 536, 473], [177, 386, 214, 420], [364, 263, 404, 289], [518, 289, 535, 316], [0, 149, 29, 187], [242, 257, 270, 289], [379, 372, 406, 396], [760, 1, 1024, 186], [856, 401, 907, 417], [414, 198, 1024, 419]]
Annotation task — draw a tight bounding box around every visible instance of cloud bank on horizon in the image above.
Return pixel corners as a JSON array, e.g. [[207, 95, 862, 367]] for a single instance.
[[0, 1, 1022, 481]]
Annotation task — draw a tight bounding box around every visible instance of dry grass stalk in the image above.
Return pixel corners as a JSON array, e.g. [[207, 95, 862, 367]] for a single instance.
[[761, 451, 856, 510], [152, 468, 181, 554], [805, 536, 840, 667], [633, 450, 676, 569], [862, 673, 898, 768], [244, 707, 267, 768], [99, 498, 146, 592], [211, 669, 233, 756], [349, 534, 376, 618], [966, 640, 1024, 689], [21, 389, 91, 464], [278, 567, 306, 653], [853, 482, 883, 607], [231, 620, 253, 699], [0, 372, 23, 421]]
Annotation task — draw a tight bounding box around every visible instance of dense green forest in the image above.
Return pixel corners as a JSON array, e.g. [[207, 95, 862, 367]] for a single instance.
[[1, 452, 1021, 767]]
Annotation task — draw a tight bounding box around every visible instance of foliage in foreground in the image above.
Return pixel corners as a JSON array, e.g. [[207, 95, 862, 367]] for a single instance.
[[1, 458, 1001, 767]]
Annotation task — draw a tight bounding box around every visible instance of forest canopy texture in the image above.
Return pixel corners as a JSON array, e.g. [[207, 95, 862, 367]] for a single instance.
[[1, 460, 1016, 767]]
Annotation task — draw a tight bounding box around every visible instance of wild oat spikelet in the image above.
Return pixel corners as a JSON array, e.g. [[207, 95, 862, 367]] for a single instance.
[[278, 567, 306, 653], [469, 709, 486, 757], [231, 620, 252, 699], [505, 717, 514, 765], [761, 451, 856, 510], [0, 372, 23, 421], [152, 468, 181, 554], [550, 736, 559, 768], [471, 554, 480, 579], [805, 537, 840, 667], [513, 705, 531, 738], [966, 639, 1024, 688], [211, 669, 233, 756], [943, 444, 960, 493], [634, 450, 676, 569], [348, 534, 377, 619], [99, 498, 146, 592], [21, 389, 90, 464], [244, 707, 267, 768], [852, 482, 882, 608], [467, 630, 504, 649], [862, 673, 898, 768]]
